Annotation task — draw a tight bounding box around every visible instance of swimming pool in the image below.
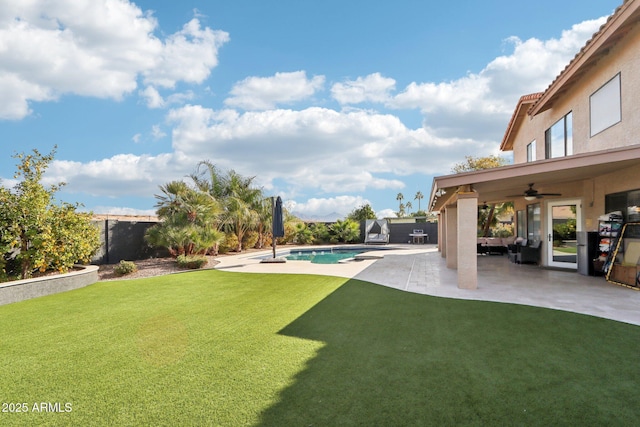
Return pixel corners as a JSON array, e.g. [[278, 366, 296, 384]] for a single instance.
[[254, 246, 392, 264], [285, 248, 368, 264]]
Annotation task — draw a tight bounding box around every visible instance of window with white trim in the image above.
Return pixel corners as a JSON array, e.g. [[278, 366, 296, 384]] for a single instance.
[[545, 112, 572, 159], [590, 73, 621, 136], [527, 140, 536, 162]]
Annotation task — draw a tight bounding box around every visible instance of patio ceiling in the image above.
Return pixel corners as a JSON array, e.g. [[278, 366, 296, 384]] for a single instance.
[[430, 145, 640, 210]]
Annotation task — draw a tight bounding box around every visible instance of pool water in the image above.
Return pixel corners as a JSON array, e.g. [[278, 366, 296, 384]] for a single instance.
[[285, 249, 366, 264]]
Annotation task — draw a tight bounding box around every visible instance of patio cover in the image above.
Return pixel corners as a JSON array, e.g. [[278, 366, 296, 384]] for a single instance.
[[430, 145, 640, 212], [428, 144, 640, 290]]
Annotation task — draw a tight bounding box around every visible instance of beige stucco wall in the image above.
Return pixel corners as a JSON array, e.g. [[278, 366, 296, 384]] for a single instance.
[[511, 164, 639, 267], [512, 23, 640, 164], [507, 21, 640, 268]]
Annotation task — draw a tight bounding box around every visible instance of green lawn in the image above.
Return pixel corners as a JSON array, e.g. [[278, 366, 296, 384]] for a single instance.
[[1, 270, 639, 426]]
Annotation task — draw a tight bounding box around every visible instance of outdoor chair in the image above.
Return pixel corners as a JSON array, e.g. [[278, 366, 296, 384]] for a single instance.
[[516, 240, 541, 264], [507, 239, 524, 262]]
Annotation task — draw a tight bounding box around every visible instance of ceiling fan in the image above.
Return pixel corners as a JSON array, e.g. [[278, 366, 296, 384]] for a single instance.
[[509, 183, 562, 200]]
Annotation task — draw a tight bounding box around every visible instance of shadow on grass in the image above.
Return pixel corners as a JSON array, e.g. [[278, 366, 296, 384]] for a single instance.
[[258, 279, 640, 426]]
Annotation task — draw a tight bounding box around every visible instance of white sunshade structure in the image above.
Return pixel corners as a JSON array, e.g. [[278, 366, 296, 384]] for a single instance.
[[364, 219, 390, 244]]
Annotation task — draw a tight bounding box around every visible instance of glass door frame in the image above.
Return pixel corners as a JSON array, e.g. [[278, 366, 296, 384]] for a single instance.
[[546, 199, 582, 269]]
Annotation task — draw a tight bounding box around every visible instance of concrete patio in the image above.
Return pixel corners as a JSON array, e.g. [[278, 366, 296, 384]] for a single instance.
[[214, 244, 640, 326]]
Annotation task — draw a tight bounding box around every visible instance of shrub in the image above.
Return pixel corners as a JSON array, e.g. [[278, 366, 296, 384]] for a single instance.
[[310, 223, 331, 244], [114, 260, 137, 276], [176, 254, 208, 269], [242, 230, 259, 249], [293, 223, 314, 244], [276, 222, 297, 245], [0, 148, 101, 279], [330, 219, 361, 243], [218, 233, 239, 254]]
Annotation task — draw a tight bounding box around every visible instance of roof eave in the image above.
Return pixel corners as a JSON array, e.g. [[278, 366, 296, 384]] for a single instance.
[[530, 0, 639, 116], [429, 144, 640, 212], [499, 93, 543, 152]]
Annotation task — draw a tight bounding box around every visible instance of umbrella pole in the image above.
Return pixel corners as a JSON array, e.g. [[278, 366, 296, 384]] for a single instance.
[[272, 196, 276, 259]]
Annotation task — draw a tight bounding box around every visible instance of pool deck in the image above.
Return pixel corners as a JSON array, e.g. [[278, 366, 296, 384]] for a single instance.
[[214, 244, 640, 326]]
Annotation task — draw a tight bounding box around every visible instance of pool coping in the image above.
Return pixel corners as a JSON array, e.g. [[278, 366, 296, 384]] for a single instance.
[[253, 245, 392, 263], [213, 244, 432, 279]]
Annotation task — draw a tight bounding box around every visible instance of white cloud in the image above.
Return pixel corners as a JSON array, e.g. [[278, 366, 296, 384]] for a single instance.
[[23, 15, 610, 219], [376, 208, 396, 219], [44, 104, 459, 201], [331, 73, 396, 105], [0, 177, 19, 190], [140, 86, 195, 109], [47, 153, 190, 198], [166, 105, 469, 187], [286, 196, 371, 220], [224, 71, 325, 110], [142, 18, 229, 88], [388, 17, 607, 139], [151, 125, 167, 139], [132, 133, 142, 144], [140, 86, 165, 108], [0, 1, 229, 120], [86, 206, 157, 216]]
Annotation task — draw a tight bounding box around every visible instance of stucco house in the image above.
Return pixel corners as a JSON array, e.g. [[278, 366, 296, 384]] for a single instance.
[[428, 0, 640, 289]]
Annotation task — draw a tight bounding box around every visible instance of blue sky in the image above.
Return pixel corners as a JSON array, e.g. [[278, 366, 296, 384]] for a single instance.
[[0, 0, 621, 220]]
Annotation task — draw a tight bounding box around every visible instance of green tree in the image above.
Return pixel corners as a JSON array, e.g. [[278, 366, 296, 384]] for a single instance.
[[191, 161, 267, 252], [347, 204, 377, 222], [396, 192, 404, 211], [330, 219, 360, 243], [397, 202, 406, 218], [452, 155, 511, 237], [310, 222, 331, 244], [221, 170, 262, 252], [414, 191, 424, 211], [293, 222, 314, 244], [146, 180, 224, 256], [478, 202, 514, 237], [451, 155, 508, 173], [38, 204, 101, 274], [0, 148, 100, 280], [253, 196, 272, 249]]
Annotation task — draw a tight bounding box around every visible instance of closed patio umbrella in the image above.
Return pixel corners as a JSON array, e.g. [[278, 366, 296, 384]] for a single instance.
[[273, 196, 284, 239], [262, 196, 286, 263]]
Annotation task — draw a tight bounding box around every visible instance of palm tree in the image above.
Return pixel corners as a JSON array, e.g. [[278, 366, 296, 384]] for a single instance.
[[397, 202, 406, 218], [330, 219, 360, 243], [154, 181, 191, 219], [396, 193, 404, 212], [479, 202, 514, 237], [253, 197, 272, 249], [191, 160, 226, 200], [221, 170, 263, 252], [147, 180, 224, 255], [190, 162, 266, 252], [405, 201, 413, 214], [414, 191, 424, 211]]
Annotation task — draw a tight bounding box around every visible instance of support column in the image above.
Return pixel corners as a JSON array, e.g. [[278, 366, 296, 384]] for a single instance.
[[445, 206, 457, 269], [457, 192, 478, 289], [438, 211, 445, 256]]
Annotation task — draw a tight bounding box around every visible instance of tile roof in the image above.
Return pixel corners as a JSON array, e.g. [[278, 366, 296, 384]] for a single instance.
[[499, 93, 542, 151]]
